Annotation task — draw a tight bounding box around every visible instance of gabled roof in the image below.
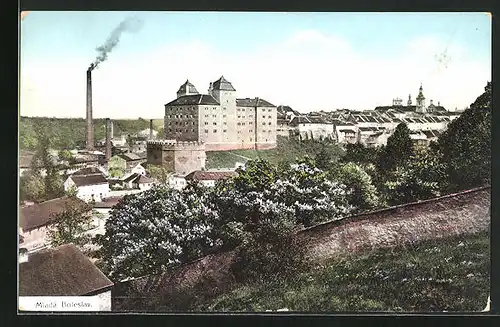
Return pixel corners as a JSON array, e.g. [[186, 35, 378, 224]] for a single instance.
[[185, 170, 237, 181], [20, 196, 92, 231], [70, 174, 108, 187], [93, 196, 123, 209], [236, 98, 276, 107], [165, 94, 220, 106], [211, 76, 236, 91], [119, 153, 141, 161], [19, 244, 114, 296], [72, 167, 103, 176]]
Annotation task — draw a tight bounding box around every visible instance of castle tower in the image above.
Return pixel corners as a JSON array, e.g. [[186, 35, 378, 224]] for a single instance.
[[209, 75, 236, 106], [416, 84, 426, 113], [176, 80, 199, 99], [407, 94, 412, 106]]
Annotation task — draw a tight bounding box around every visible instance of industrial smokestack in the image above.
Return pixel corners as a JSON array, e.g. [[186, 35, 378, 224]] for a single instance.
[[110, 120, 114, 140], [105, 118, 112, 161], [149, 119, 153, 140], [86, 68, 94, 151]]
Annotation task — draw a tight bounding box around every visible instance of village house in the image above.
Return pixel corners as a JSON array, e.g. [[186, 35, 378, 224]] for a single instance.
[[19, 243, 114, 311], [167, 174, 188, 190], [120, 173, 156, 190], [19, 196, 93, 252], [184, 170, 237, 187], [118, 153, 145, 170], [64, 171, 110, 203], [92, 196, 123, 235], [289, 116, 336, 140]]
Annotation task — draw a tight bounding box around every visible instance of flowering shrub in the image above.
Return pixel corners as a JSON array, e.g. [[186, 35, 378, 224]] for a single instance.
[[96, 185, 219, 281]]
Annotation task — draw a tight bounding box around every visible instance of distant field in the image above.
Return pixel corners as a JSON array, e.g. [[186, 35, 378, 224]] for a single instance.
[[205, 137, 345, 169]]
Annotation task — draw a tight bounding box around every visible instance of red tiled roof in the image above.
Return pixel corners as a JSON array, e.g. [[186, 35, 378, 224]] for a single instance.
[[19, 196, 92, 231], [70, 174, 108, 187], [19, 244, 114, 296], [185, 170, 237, 181]]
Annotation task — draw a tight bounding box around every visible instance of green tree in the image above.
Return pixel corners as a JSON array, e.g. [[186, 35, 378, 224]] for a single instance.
[[58, 149, 73, 162], [329, 162, 383, 213], [342, 142, 381, 166], [314, 144, 334, 170], [146, 165, 172, 185], [377, 123, 414, 173], [433, 82, 491, 192], [382, 147, 446, 206], [19, 170, 46, 202], [47, 201, 94, 250]]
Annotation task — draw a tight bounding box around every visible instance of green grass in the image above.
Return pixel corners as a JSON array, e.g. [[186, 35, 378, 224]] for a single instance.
[[205, 137, 345, 169], [192, 232, 490, 312]]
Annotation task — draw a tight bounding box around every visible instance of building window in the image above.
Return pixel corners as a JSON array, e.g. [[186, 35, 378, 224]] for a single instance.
[[168, 129, 172, 132], [262, 116, 265, 119], [213, 129, 217, 133], [223, 129, 227, 133], [213, 107, 217, 110], [223, 122, 227, 125], [268, 109, 272, 112], [191, 129, 195, 132], [250, 137, 252, 141], [237, 108, 241, 111], [262, 122, 266, 125], [268, 115, 272, 118], [249, 115, 253, 118], [268, 122, 272, 125], [192, 122, 195, 125], [237, 122, 241, 126], [237, 131, 241, 134], [213, 115, 217, 118], [223, 114, 227, 118], [168, 122, 172, 125], [238, 116, 241, 119], [213, 122, 217, 125], [249, 130, 253, 133], [249, 121, 253, 125], [262, 109, 265, 112], [185, 122, 189, 125], [205, 129, 209, 133], [242, 116, 245, 118], [175, 122, 178, 125], [242, 122, 246, 126]]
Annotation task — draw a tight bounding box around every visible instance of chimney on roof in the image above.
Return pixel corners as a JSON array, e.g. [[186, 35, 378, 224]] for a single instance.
[[86, 68, 94, 151], [105, 118, 112, 162], [149, 119, 154, 140]]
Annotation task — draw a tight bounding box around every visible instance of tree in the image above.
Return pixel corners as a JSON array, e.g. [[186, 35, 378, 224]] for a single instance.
[[377, 123, 414, 173], [58, 149, 73, 162], [381, 147, 446, 206], [329, 162, 383, 214], [96, 185, 219, 281], [47, 200, 94, 250], [19, 170, 46, 202], [146, 165, 172, 185], [342, 142, 380, 166], [314, 143, 334, 170], [434, 82, 491, 192]]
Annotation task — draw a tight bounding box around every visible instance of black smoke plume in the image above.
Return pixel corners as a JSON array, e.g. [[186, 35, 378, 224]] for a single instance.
[[88, 16, 143, 71]]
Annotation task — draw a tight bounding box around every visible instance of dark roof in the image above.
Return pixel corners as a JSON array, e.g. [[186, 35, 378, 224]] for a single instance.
[[177, 80, 199, 95], [165, 94, 220, 106], [119, 153, 141, 161], [122, 173, 140, 183], [20, 196, 92, 231], [211, 76, 236, 91], [72, 167, 103, 176], [19, 244, 114, 296], [375, 105, 418, 112], [236, 98, 276, 107], [70, 174, 108, 187], [185, 170, 237, 181], [338, 129, 356, 133], [290, 116, 330, 125], [359, 127, 379, 132], [138, 175, 155, 184], [93, 196, 123, 209]]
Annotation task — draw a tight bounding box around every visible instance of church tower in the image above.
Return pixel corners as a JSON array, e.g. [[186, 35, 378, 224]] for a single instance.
[[407, 94, 413, 106], [416, 84, 426, 113]]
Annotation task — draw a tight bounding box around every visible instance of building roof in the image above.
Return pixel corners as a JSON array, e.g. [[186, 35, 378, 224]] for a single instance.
[[70, 174, 108, 187], [19, 155, 33, 168], [93, 196, 123, 209], [19, 244, 114, 296], [72, 167, 103, 176], [211, 76, 236, 91], [338, 129, 356, 133], [138, 175, 155, 184], [177, 80, 199, 95], [185, 170, 237, 181], [73, 154, 99, 163], [119, 153, 142, 161], [165, 94, 220, 106], [122, 172, 140, 183], [236, 98, 276, 107], [19, 196, 92, 231]]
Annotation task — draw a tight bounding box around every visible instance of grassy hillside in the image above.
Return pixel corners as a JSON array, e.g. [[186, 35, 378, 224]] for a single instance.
[[154, 232, 490, 312], [206, 137, 345, 169], [19, 116, 162, 151]]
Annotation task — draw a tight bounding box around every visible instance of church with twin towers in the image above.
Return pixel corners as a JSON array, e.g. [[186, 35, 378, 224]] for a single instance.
[[163, 76, 278, 151]]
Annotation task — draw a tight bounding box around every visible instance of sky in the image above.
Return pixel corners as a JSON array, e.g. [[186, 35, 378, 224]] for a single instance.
[[20, 12, 491, 119]]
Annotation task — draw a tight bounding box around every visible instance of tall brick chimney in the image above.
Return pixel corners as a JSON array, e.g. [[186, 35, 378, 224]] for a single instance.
[[110, 120, 114, 140], [149, 119, 154, 140], [86, 69, 94, 150], [105, 118, 112, 161]]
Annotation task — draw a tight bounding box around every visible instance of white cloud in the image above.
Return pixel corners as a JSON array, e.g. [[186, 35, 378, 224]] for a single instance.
[[20, 29, 490, 118]]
